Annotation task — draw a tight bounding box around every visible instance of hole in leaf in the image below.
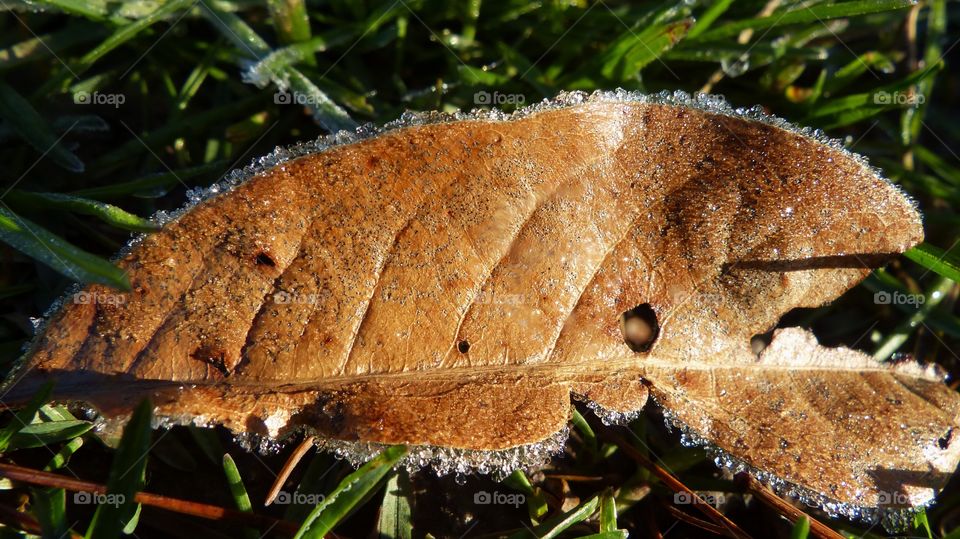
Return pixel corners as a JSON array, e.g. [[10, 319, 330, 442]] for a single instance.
[[621, 303, 658, 352], [457, 340, 471, 354], [940, 427, 954, 450], [255, 252, 276, 267], [750, 331, 773, 357]]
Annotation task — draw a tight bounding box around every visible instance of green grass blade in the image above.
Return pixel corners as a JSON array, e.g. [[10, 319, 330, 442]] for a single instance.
[[503, 469, 535, 497], [173, 53, 216, 112], [222, 453, 257, 539], [503, 470, 548, 521], [686, 0, 734, 39], [873, 275, 954, 360], [571, 408, 598, 457], [85, 399, 152, 539], [791, 516, 811, 539], [294, 445, 408, 539], [200, 0, 271, 57], [600, 19, 692, 80], [914, 145, 960, 187], [31, 487, 69, 538], [202, 1, 354, 131], [34, 0, 109, 21], [222, 453, 252, 512], [0, 381, 53, 453], [461, 0, 481, 44], [268, 0, 312, 44], [6, 191, 158, 232], [121, 504, 141, 535], [44, 437, 85, 471], [47, 0, 194, 90], [244, 34, 350, 80], [913, 509, 933, 539], [902, 0, 945, 145], [668, 42, 825, 64], [807, 64, 941, 120], [9, 419, 93, 450], [599, 489, 617, 532], [71, 161, 227, 199], [0, 205, 130, 290], [817, 105, 893, 129], [905, 242, 960, 283], [692, 0, 915, 41], [821, 52, 896, 96], [39, 404, 76, 422], [0, 22, 106, 71], [377, 471, 412, 539], [286, 68, 358, 132], [0, 83, 84, 172], [507, 495, 599, 539]]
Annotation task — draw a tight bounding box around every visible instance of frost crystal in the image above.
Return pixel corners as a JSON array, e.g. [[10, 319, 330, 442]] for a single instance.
[[309, 425, 571, 482]]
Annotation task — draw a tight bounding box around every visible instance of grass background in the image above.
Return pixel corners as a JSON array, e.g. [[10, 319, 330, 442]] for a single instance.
[[0, 0, 959, 537]]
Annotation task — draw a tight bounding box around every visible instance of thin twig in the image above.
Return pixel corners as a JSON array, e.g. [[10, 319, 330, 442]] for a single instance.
[[602, 430, 752, 539], [737, 473, 844, 539], [0, 462, 300, 536], [265, 435, 314, 506], [663, 501, 730, 536], [645, 504, 665, 539], [541, 473, 607, 482]]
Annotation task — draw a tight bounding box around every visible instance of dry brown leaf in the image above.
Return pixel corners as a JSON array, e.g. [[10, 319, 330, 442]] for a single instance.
[[4, 91, 958, 522]]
